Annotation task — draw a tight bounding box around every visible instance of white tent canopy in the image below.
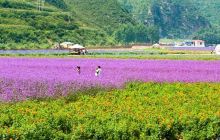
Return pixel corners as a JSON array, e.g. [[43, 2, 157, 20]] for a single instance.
[[68, 44, 85, 49], [215, 44, 220, 55], [60, 42, 74, 46]]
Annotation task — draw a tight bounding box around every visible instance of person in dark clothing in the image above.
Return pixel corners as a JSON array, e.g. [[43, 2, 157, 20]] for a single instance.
[[76, 66, 81, 74]]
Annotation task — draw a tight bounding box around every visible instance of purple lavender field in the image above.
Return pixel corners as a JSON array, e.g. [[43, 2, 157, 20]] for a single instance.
[[0, 58, 220, 102], [168, 47, 215, 51]]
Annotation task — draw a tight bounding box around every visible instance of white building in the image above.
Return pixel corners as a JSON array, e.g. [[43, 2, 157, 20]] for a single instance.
[[175, 40, 205, 47], [193, 40, 205, 47]]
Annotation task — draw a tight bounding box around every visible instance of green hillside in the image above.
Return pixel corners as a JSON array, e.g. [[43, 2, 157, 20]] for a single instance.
[[0, 0, 136, 49], [117, 0, 152, 23], [190, 0, 220, 26], [64, 0, 133, 30], [0, 0, 219, 49], [118, 0, 220, 44], [189, 0, 220, 44], [118, 0, 210, 38]]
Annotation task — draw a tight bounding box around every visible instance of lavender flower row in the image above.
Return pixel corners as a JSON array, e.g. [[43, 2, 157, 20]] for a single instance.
[[0, 58, 219, 102], [168, 47, 215, 51]]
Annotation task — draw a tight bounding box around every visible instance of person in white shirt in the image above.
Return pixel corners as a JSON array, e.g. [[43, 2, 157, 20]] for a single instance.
[[95, 66, 102, 77]]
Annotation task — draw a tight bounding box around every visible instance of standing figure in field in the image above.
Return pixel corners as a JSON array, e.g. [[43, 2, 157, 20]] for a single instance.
[[76, 66, 81, 74], [82, 49, 86, 55], [95, 66, 102, 77]]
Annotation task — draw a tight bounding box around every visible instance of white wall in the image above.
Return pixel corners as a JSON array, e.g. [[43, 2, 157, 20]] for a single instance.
[[194, 41, 205, 47]]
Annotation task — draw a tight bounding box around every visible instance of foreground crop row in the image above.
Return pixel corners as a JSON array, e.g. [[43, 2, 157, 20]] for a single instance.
[[0, 82, 220, 139]]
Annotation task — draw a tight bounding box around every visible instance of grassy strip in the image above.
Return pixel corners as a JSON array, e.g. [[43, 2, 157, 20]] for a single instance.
[[1, 53, 220, 60], [0, 82, 220, 139], [86, 54, 220, 60]]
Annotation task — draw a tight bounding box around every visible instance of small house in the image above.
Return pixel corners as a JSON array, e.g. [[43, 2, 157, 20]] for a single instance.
[[193, 40, 205, 47]]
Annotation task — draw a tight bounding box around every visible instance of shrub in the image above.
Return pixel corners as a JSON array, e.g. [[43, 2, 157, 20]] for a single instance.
[[0, 82, 220, 139]]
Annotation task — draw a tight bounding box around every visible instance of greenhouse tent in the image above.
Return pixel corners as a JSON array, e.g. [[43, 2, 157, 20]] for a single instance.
[[215, 45, 220, 55], [68, 44, 85, 49]]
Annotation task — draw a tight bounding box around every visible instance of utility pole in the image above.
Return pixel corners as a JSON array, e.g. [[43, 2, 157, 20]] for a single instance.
[[41, 0, 45, 11], [37, 0, 40, 11], [37, 0, 38, 11], [37, 0, 45, 11]]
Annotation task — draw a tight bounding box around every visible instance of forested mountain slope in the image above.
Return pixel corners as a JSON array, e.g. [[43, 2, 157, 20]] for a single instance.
[[186, 0, 220, 44], [118, 0, 210, 38], [190, 0, 220, 26], [0, 0, 219, 49], [64, 0, 133, 29], [0, 0, 134, 49]]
